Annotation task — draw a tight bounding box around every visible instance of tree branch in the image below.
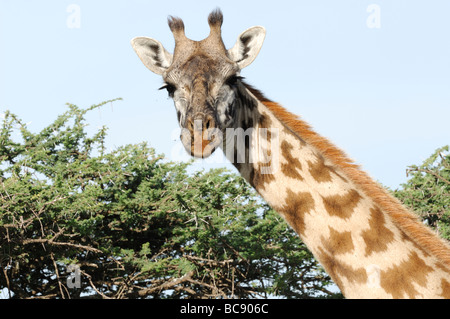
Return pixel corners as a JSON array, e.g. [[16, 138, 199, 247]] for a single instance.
[[22, 238, 102, 254], [126, 271, 196, 298], [408, 168, 450, 185]]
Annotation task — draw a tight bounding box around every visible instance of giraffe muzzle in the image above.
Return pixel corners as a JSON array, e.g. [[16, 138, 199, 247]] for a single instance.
[[181, 113, 223, 158]]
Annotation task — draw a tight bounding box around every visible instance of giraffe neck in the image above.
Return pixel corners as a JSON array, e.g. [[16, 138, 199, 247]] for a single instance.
[[222, 82, 450, 298]]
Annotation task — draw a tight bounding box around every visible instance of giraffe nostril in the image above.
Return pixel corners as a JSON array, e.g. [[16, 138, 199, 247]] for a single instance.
[[182, 113, 221, 158], [186, 117, 194, 133], [204, 115, 215, 131], [185, 113, 216, 132]]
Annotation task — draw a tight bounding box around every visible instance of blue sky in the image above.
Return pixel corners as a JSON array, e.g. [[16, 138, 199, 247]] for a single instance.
[[1, 0, 449, 189]]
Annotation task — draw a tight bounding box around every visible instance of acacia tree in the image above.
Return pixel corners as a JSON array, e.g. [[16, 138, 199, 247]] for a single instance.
[[393, 146, 450, 241], [2, 100, 447, 299], [0, 100, 336, 299]]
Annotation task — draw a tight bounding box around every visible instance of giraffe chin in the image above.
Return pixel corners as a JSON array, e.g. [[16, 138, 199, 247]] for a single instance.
[[188, 142, 218, 159], [180, 129, 223, 159]]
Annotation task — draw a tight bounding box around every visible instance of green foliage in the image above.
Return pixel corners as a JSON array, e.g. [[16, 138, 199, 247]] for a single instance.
[[393, 146, 450, 241], [3, 99, 446, 300], [0, 100, 336, 299]]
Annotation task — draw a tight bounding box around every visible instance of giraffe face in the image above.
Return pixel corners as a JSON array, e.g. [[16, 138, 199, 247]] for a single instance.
[[161, 49, 241, 158], [131, 9, 265, 158]]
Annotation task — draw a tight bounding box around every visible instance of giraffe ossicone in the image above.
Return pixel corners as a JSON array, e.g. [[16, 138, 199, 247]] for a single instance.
[[131, 9, 450, 299]]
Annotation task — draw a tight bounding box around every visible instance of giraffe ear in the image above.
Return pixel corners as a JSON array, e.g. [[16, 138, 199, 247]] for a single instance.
[[228, 26, 266, 69], [131, 37, 173, 75]]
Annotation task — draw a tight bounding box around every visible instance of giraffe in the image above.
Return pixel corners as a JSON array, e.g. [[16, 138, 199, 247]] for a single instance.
[[131, 9, 450, 298]]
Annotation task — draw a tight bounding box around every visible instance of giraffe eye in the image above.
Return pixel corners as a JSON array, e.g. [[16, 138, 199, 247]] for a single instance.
[[159, 83, 176, 97]]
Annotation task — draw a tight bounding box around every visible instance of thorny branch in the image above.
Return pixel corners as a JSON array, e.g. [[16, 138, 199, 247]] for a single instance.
[[0, 101, 339, 299]]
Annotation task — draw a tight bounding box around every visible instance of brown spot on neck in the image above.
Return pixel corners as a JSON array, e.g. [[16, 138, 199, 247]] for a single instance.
[[281, 141, 304, 180], [440, 279, 450, 298], [250, 163, 276, 191], [307, 155, 347, 184], [258, 112, 272, 129], [361, 206, 395, 257], [380, 251, 433, 298], [322, 189, 362, 219], [326, 227, 355, 255], [317, 247, 368, 293], [276, 189, 315, 236]]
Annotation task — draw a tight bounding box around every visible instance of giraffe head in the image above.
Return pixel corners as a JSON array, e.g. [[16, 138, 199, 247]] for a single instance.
[[131, 9, 265, 158]]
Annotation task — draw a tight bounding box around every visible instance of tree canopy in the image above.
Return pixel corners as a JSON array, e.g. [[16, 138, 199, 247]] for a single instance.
[[1, 100, 448, 299], [393, 145, 450, 241], [0, 101, 336, 299]]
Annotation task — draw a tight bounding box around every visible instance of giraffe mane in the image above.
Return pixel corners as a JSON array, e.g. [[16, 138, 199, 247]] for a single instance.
[[242, 82, 450, 268]]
